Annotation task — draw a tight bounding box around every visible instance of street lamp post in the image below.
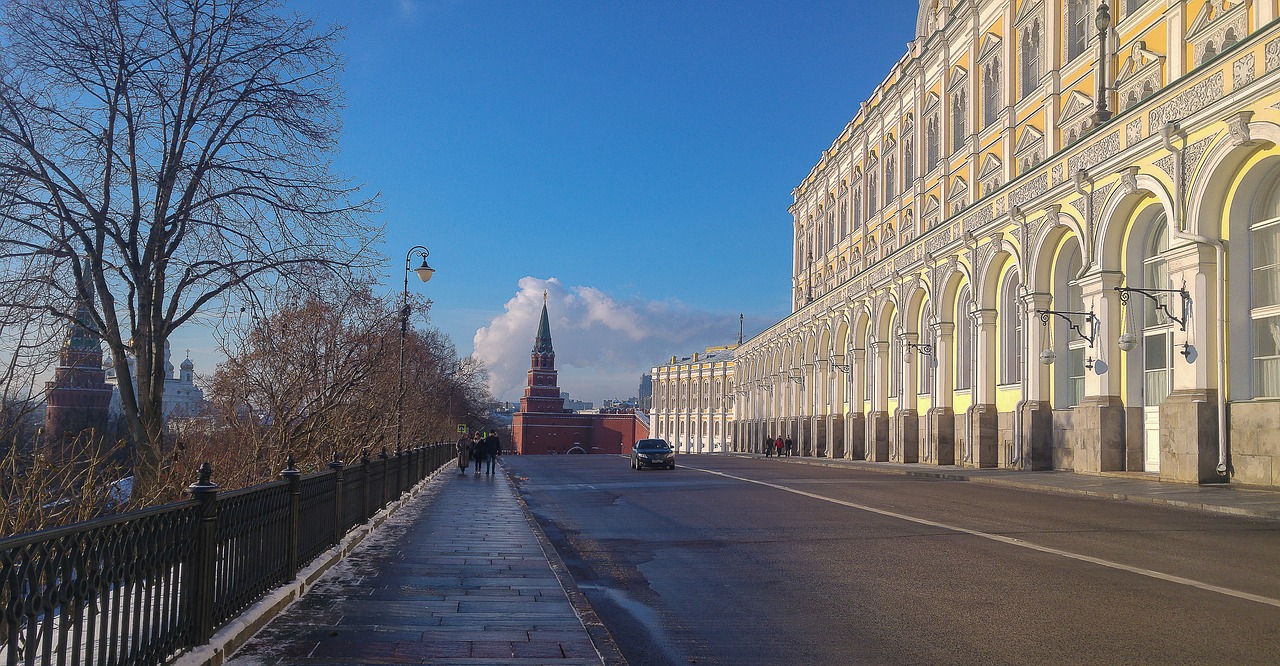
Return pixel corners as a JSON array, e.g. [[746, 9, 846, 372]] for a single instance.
[[1093, 2, 1113, 126], [397, 246, 435, 453]]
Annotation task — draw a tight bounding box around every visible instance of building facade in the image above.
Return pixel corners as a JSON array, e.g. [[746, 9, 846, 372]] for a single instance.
[[104, 341, 206, 422], [512, 298, 649, 454], [732, 0, 1280, 488], [651, 346, 737, 453]]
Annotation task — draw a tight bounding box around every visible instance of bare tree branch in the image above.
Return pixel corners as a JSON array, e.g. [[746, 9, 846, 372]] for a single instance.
[[0, 0, 381, 491]]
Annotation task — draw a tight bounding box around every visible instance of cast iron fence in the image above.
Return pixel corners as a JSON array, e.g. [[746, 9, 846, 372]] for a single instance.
[[0, 442, 451, 666]]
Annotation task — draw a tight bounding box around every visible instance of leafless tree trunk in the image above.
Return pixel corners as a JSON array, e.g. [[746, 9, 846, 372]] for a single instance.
[[0, 0, 379, 492]]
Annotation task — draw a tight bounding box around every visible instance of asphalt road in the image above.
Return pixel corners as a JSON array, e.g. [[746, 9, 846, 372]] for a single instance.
[[504, 454, 1280, 666]]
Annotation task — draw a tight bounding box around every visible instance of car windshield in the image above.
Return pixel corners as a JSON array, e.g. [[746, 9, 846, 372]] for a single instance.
[[636, 440, 670, 451]]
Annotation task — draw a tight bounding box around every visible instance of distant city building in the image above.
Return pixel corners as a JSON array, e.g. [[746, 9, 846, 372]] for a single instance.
[[650, 345, 737, 453], [43, 270, 113, 452], [561, 393, 594, 411], [637, 373, 653, 411], [512, 296, 648, 454], [105, 341, 207, 423]]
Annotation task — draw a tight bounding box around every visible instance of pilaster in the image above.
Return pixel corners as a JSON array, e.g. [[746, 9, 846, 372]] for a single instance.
[[928, 406, 956, 465]]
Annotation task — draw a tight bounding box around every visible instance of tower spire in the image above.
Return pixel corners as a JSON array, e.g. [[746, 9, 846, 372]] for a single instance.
[[533, 298, 554, 355]]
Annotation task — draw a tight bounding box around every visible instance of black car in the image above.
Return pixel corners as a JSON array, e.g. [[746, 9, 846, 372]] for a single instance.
[[631, 438, 676, 470]]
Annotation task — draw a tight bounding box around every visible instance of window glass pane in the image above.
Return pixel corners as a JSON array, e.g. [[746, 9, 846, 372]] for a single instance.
[[1144, 332, 1167, 369], [1254, 315, 1280, 398], [1254, 223, 1280, 309], [1068, 347, 1085, 407]]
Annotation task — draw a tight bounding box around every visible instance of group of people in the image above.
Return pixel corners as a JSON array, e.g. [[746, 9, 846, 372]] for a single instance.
[[456, 429, 502, 475], [763, 436, 794, 457]]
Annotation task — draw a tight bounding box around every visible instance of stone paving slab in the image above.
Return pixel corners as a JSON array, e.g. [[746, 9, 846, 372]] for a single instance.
[[728, 453, 1280, 520], [225, 464, 616, 665]]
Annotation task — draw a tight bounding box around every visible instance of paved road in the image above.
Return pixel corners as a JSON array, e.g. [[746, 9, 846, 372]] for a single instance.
[[504, 455, 1280, 666]]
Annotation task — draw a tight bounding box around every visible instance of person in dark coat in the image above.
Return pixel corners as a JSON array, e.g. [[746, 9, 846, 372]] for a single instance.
[[483, 430, 501, 475], [785, 437, 794, 456], [456, 433, 471, 474], [470, 432, 484, 474], [764, 435, 773, 457]]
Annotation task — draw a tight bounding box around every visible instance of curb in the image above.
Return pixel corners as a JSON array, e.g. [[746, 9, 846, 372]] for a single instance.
[[172, 465, 453, 666], [723, 453, 1280, 521], [504, 463, 628, 666]]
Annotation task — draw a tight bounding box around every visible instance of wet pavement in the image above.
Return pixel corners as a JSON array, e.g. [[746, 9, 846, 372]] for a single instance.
[[218, 451, 1280, 665], [226, 462, 617, 666]]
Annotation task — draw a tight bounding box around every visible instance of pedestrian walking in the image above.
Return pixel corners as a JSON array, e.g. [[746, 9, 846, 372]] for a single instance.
[[764, 436, 773, 457], [774, 436, 784, 457], [455, 432, 471, 474], [785, 437, 794, 457], [471, 432, 485, 475], [483, 430, 501, 475]]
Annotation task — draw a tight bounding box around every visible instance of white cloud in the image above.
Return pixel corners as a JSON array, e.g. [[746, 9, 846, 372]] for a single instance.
[[473, 277, 763, 404]]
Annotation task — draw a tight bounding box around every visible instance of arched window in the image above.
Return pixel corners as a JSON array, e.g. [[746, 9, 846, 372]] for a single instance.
[[827, 210, 836, 249], [868, 170, 879, 216], [853, 189, 862, 228], [956, 287, 974, 390], [1067, 0, 1090, 62], [889, 316, 900, 398], [920, 305, 935, 395], [1001, 270, 1023, 385], [1021, 20, 1041, 100], [1251, 197, 1280, 397], [903, 139, 915, 191], [839, 199, 848, 238], [952, 90, 967, 154], [926, 114, 940, 172], [982, 57, 1001, 128], [1052, 245, 1085, 408], [884, 154, 896, 202], [1122, 0, 1150, 17], [1141, 217, 1172, 408]]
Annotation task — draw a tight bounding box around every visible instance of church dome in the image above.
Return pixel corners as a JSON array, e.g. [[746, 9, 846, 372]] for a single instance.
[[181, 356, 194, 371]]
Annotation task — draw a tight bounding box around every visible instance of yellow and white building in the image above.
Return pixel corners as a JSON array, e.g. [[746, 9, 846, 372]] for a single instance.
[[730, 0, 1280, 488], [651, 346, 737, 453]]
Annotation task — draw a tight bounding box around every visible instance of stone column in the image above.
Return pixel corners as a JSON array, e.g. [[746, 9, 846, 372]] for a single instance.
[[897, 333, 920, 463], [817, 359, 831, 457], [869, 341, 891, 461], [849, 348, 868, 460], [1161, 242, 1223, 483], [929, 322, 956, 465], [968, 309, 1000, 467], [1023, 292, 1055, 470], [1074, 270, 1127, 473]]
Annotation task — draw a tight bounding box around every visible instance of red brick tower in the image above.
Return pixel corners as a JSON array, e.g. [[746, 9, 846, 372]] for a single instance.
[[44, 267, 113, 454], [519, 296, 566, 414], [512, 295, 648, 454]]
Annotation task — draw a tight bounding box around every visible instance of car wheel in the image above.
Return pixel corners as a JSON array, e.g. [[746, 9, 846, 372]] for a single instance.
[[668, 462, 676, 470]]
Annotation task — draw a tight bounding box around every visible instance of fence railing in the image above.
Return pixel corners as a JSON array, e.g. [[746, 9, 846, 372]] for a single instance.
[[0, 442, 451, 666]]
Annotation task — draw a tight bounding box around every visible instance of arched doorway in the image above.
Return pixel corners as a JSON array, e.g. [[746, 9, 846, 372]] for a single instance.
[[1122, 210, 1172, 473]]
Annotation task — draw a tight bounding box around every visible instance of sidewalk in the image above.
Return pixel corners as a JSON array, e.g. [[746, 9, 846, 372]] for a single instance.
[[225, 462, 621, 666], [728, 453, 1280, 520]]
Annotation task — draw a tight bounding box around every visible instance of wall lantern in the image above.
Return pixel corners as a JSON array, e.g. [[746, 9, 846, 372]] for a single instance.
[[1037, 308, 1098, 367]]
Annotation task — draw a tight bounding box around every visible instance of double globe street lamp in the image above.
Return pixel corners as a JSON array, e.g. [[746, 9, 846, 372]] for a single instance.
[[397, 246, 435, 452]]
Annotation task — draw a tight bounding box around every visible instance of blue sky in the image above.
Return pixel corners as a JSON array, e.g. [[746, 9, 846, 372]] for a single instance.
[[176, 1, 920, 403]]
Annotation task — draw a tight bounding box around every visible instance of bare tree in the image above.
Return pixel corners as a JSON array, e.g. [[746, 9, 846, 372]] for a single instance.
[[198, 277, 495, 490], [0, 0, 379, 492]]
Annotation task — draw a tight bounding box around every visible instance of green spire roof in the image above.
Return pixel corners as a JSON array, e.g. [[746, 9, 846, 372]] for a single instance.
[[66, 259, 100, 352], [532, 296, 554, 354]]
